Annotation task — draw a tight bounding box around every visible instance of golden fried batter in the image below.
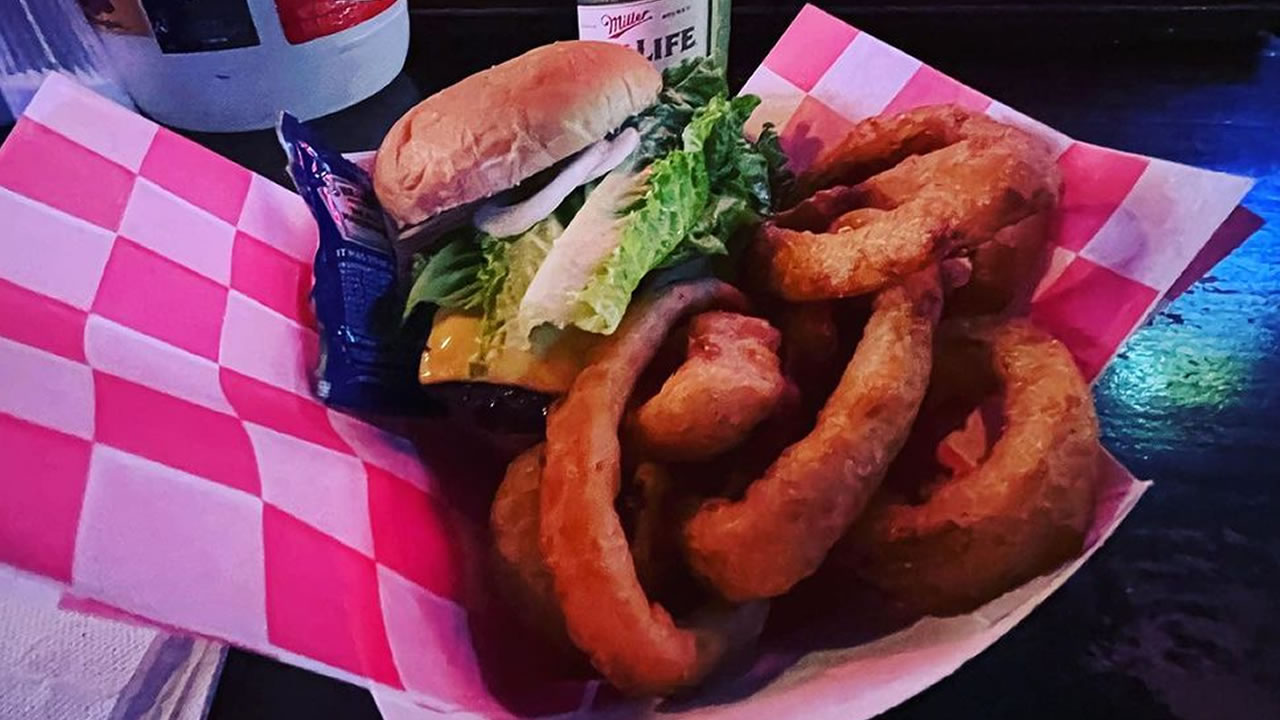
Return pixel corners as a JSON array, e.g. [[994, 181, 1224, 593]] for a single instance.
[[630, 312, 785, 462], [794, 104, 1041, 198], [682, 266, 944, 602], [539, 279, 767, 696], [753, 105, 1060, 301], [489, 444, 587, 666], [491, 104, 1098, 696], [832, 319, 1100, 616]]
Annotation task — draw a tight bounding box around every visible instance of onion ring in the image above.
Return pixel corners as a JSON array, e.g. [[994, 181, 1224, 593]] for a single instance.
[[491, 449, 695, 663], [831, 319, 1100, 616], [753, 105, 1060, 301], [794, 105, 1046, 199], [490, 443, 584, 663], [630, 312, 786, 462], [682, 266, 944, 602], [948, 210, 1052, 317], [628, 462, 679, 599], [539, 279, 767, 695], [789, 105, 977, 200], [774, 300, 842, 413]]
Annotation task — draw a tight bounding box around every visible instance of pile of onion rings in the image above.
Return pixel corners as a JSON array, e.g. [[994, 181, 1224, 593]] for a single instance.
[[486, 104, 1099, 697], [682, 265, 943, 602], [827, 319, 1100, 615], [752, 105, 1061, 301]]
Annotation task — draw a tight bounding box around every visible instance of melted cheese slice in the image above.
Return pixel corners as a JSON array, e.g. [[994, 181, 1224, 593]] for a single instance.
[[418, 310, 599, 394]]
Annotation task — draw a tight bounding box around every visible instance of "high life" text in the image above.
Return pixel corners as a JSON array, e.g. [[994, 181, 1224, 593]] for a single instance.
[[634, 26, 697, 62]]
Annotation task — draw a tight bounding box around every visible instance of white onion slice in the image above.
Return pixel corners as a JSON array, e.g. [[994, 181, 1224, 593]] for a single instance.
[[513, 167, 645, 341], [473, 128, 639, 238], [584, 127, 640, 184]]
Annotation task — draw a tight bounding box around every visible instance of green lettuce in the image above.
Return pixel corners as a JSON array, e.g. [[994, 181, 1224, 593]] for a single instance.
[[401, 200, 576, 375], [658, 195, 754, 269], [630, 57, 732, 166], [474, 212, 563, 363], [567, 154, 708, 333], [658, 101, 793, 270], [755, 122, 795, 201], [567, 93, 767, 334], [403, 232, 487, 316], [402, 195, 577, 321]]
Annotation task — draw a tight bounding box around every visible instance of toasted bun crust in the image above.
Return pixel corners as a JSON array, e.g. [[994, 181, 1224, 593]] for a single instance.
[[374, 41, 661, 227]]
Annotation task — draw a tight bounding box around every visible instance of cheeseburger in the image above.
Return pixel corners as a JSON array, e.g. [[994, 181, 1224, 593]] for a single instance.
[[374, 41, 783, 425]]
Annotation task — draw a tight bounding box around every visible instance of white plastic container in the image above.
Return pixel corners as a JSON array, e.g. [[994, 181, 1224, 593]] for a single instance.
[[86, 0, 408, 132]]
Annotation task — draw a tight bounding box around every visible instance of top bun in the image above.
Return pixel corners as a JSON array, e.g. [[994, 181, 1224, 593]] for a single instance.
[[374, 41, 662, 227]]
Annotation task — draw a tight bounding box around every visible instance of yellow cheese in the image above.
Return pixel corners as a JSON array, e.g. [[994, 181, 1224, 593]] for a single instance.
[[417, 310, 479, 384], [418, 309, 598, 394]]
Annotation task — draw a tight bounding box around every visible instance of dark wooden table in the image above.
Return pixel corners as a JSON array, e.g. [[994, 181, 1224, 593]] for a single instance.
[[203, 5, 1280, 720]]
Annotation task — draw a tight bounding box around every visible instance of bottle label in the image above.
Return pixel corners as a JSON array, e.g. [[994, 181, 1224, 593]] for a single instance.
[[578, 0, 709, 71]]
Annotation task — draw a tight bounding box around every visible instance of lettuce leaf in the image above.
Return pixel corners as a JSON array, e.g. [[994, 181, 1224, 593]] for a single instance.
[[658, 102, 785, 270], [510, 168, 644, 342], [567, 93, 764, 334], [655, 114, 793, 269], [403, 232, 487, 317], [567, 157, 708, 334], [631, 56, 731, 166], [658, 195, 753, 269], [755, 122, 795, 201], [474, 213, 563, 363], [402, 193, 578, 328]]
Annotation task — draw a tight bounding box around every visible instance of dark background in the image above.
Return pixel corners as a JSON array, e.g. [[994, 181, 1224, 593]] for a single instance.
[[189, 1, 1280, 174], [172, 2, 1280, 719]]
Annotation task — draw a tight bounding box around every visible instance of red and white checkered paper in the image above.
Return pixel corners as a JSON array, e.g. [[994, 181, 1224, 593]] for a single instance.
[[0, 5, 1260, 718], [0, 74, 512, 718]]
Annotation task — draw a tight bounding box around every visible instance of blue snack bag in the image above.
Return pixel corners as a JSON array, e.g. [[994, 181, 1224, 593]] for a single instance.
[[277, 113, 433, 414]]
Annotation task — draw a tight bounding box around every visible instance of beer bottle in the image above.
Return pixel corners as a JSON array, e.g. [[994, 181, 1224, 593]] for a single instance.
[[577, 0, 730, 71]]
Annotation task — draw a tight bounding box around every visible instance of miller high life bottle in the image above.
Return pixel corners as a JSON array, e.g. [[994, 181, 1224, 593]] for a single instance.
[[577, 0, 730, 71]]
